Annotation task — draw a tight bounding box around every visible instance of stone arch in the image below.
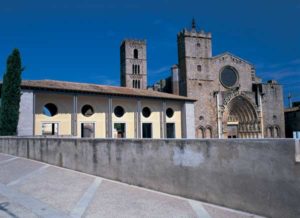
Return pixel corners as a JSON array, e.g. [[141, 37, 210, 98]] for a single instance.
[[223, 95, 260, 138], [266, 125, 273, 138], [197, 126, 205, 138], [205, 126, 212, 138], [273, 125, 280, 138]]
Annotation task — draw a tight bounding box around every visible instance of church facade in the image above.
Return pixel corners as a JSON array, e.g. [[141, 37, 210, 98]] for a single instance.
[[121, 21, 285, 138]]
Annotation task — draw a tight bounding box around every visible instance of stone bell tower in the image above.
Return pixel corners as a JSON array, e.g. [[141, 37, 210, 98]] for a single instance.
[[177, 18, 212, 96], [120, 39, 147, 89]]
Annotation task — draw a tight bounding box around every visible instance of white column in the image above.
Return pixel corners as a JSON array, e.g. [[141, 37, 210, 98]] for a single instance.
[[107, 97, 113, 138], [181, 102, 195, 139], [17, 90, 34, 136], [216, 92, 223, 139]]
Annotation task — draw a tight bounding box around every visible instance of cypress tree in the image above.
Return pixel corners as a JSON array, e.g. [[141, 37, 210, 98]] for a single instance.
[[0, 49, 23, 136]]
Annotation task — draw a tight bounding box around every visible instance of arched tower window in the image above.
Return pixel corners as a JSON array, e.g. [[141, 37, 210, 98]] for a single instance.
[[132, 65, 135, 74], [274, 126, 280, 138], [205, 126, 212, 138], [134, 49, 138, 59], [197, 126, 205, 138], [137, 65, 140, 74], [267, 126, 273, 138]]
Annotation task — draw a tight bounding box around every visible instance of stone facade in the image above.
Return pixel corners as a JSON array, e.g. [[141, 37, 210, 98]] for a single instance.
[[120, 40, 147, 89], [150, 22, 285, 138]]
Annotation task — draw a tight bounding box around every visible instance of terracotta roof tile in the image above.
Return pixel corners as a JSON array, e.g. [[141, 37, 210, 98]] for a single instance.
[[20, 80, 196, 101]]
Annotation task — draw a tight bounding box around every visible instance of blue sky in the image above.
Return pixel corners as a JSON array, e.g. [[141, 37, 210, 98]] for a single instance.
[[0, 0, 300, 106]]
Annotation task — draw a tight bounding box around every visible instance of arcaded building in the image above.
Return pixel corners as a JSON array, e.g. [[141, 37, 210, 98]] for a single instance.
[[14, 80, 195, 139]]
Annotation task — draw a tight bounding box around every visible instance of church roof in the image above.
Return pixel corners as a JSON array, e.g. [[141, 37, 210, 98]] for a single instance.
[[20, 80, 196, 102], [212, 52, 254, 67]]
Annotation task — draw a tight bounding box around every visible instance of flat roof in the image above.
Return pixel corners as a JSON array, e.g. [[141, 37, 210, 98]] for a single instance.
[[20, 80, 196, 102]]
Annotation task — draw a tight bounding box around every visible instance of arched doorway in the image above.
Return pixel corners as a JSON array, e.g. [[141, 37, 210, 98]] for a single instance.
[[224, 95, 260, 138]]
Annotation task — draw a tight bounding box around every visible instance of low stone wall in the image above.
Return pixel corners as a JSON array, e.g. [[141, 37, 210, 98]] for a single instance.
[[0, 137, 299, 218]]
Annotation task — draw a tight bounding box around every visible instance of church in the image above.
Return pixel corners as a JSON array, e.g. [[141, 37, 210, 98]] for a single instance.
[[12, 20, 284, 139], [120, 20, 285, 139]]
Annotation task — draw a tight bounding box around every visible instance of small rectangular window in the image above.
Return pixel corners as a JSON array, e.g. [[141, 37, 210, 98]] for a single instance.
[[114, 123, 126, 138], [142, 123, 152, 138], [42, 123, 58, 136], [197, 65, 202, 72], [81, 123, 95, 138], [166, 123, 175, 138]]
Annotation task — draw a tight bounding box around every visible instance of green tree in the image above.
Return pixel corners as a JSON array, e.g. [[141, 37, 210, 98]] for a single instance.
[[0, 49, 23, 136]]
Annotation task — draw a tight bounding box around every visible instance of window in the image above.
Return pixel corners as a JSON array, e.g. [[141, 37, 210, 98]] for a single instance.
[[196, 43, 201, 47], [220, 66, 238, 88], [114, 106, 125, 117], [274, 126, 280, 138], [197, 127, 204, 138], [166, 123, 175, 138], [166, 108, 174, 118], [42, 123, 58, 136], [142, 107, 151, 118], [137, 65, 140, 74], [43, 103, 58, 117], [132, 65, 135, 74], [197, 65, 202, 72], [81, 123, 95, 138], [267, 127, 273, 138], [114, 123, 126, 138], [137, 80, 140, 89], [81, 105, 94, 117], [205, 127, 212, 138], [142, 123, 152, 138], [134, 49, 138, 59]]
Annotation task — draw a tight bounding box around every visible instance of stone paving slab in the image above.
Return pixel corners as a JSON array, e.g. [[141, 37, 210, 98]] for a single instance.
[[0, 194, 38, 218], [0, 158, 44, 185], [84, 180, 198, 218], [15, 166, 95, 214], [0, 154, 13, 163], [0, 153, 265, 218]]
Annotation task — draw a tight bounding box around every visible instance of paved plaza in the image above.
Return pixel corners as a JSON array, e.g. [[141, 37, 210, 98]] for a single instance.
[[0, 153, 263, 218]]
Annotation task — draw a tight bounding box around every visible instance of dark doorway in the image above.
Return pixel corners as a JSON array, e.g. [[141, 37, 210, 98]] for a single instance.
[[227, 125, 238, 138], [114, 123, 126, 138], [142, 123, 152, 138], [81, 123, 95, 138], [166, 123, 175, 138]]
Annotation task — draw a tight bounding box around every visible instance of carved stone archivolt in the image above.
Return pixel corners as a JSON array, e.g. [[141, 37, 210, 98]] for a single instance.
[[220, 93, 262, 138]]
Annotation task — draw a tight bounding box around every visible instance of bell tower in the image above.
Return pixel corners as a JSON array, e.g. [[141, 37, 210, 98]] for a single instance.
[[120, 39, 147, 89], [177, 19, 212, 96]]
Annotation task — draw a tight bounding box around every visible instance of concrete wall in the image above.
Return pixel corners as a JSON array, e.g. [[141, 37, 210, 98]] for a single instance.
[[0, 138, 299, 218]]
